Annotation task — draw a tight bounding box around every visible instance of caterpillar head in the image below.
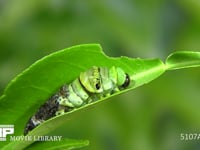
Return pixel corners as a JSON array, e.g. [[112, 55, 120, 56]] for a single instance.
[[109, 66, 130, 89]]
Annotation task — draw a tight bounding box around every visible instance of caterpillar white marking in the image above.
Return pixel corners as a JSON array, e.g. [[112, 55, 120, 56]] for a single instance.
[[24, 66, 130, 135]]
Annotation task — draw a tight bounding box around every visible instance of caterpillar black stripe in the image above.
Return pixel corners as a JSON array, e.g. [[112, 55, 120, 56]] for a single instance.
[[24, 66, 130, 135]]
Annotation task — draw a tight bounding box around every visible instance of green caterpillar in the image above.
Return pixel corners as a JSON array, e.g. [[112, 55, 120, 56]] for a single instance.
[[24, 66, 130, 135]]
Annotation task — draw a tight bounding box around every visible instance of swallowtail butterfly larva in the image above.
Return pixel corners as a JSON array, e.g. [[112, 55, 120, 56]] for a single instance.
[[24, 66, 130, 135]]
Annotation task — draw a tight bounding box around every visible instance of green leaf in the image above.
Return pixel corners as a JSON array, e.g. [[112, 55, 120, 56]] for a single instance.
[[165, 51, 200, 70], [2, 139, 89, 150], [0, 44, 165, 149], [26, 139, 89, 150], [1, 44, 200, 149]]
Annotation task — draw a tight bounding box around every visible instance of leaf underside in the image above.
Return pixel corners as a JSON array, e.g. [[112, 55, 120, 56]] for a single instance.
[[165, 51, 200, 70]]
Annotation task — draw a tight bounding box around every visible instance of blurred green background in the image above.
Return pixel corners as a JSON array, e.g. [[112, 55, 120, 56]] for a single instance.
[[1, 0, 200, 150]]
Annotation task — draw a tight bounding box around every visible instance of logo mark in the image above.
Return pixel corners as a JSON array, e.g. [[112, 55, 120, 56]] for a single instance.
[[0, 125, 14, 141]]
